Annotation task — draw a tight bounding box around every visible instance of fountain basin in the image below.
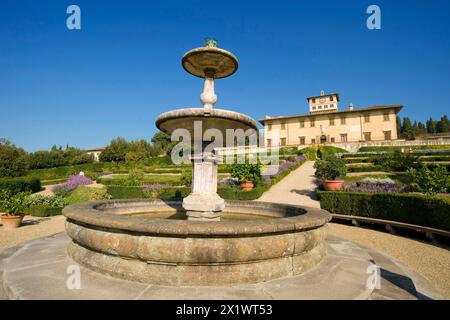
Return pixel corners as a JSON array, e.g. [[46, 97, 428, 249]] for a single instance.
[[63, 199, 331, 286], [156, 107, 258, 137]]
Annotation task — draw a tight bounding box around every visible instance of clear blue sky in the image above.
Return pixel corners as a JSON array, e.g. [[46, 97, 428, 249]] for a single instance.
[[1, 0, 449, 151]]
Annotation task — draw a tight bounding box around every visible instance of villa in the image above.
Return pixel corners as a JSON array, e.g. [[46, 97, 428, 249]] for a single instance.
[[259, 91, 403, 147]]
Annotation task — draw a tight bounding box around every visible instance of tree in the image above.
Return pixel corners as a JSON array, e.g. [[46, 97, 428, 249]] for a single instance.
[[436, 115, 450, 133], [0, 139, 28, 178], [151, 131, 175, 155], [426, 117, 436, 134], [396, 116, 402, 136]]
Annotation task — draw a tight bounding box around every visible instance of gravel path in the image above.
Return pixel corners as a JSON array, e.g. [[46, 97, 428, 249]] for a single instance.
[[258, 161, 320, 208], [328, 223, 450, 299], [0, 215, 65, 250]]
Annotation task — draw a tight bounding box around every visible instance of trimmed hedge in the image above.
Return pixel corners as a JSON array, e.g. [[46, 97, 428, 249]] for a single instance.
[[0, 177, 41, 194], [358, 145, 450, 152], [106, 186, 145, 199], [24, 205, 63, 217], [347, 165, 385, 172], [317, 190, 450, 231]]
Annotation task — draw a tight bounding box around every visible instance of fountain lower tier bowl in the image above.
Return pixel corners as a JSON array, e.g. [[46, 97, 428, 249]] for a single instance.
[[63, 200, 331, 286], [155, 108, 258, 138]]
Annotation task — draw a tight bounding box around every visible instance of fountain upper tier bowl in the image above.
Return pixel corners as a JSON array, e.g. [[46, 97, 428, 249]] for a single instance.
[[182, 46, 238, 78], [63, 199, 331, 286], [155, 107, 258, 137]]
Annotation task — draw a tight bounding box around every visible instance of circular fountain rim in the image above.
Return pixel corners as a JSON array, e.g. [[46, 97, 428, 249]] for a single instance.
[[63, 199, 331, 236], [155, 107, 259, 133]]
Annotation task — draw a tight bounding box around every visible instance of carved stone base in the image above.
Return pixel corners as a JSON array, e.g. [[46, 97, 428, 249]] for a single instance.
[[182, 193, 225, 221]]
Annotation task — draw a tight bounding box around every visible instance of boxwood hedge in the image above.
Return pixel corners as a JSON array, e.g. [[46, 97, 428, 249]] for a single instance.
[[317, 190, 450, 231], [0, 177, 41, 194]]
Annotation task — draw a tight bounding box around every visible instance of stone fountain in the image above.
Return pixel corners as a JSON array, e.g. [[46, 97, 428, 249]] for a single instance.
[[61, 40, 331, 286]]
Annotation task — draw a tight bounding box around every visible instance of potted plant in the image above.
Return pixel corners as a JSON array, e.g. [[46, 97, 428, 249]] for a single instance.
[[314, 156, 347, 191], [229, 163, 262, 191], [0, 191, 30, 229]]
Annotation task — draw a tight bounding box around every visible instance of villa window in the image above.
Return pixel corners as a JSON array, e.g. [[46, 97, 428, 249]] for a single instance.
[[268, 124, 272, 131], [384, 130, 392, 140], [312, 98, 316, 103], [311, 138, 316, 144], [267, 139, 272, 147], [331, 137, 335, 143], [364, 132, 371, 141], [318, 105, 322, 109], [340, 134, 347, 143], [281, 122, 286, 130], [300, 120, 305, 128], [280, 138, 287, 146], [330, 96, 334, 101], [310, 118, 315, 127], [330, 104, 334, 108], [312, 106, 316, 110], [299, 136, 305, 145], [383, 112, 390, 121], [329, 117, 335, 126], [364, 114, 370, 123], [324, 105, 328, 109], [340, 116, 346, 125]]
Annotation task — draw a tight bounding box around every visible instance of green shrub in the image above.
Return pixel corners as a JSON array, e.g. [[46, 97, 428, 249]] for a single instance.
[[25, 205, 63, 217], [317, 190, 450, 231], [406, 164, 450, 194], [314, 156, 347, 180], [318, 146, 348, 160], [298, 147, 318, 160], [359, 145, 450, 152], [228, 163, 262, 182], [218, 186, 266, 200], [0, 139, 28, 178], [347, 165, 385, 173], [180, 170, 192, 186], [106, 186, 145, 199], [158, 187, 191, 200], [0, 177, 41, 194], [25, 194, 68, 208], [66, 186, 112, 204], [370, 153, 417, 171], [0, 191, 31, 215]]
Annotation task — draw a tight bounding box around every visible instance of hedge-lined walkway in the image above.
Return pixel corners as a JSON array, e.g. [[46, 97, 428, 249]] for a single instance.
[[258, 161, 320, 208]]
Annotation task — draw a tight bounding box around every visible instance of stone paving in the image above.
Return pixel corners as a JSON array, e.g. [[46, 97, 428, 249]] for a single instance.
[[0, 233, 442, 300]]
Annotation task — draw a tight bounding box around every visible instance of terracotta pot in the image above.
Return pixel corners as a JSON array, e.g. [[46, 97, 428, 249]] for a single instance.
[[322, 180, 344, 191], [240, 181, 254, 191], [1, 214, 25, 229]]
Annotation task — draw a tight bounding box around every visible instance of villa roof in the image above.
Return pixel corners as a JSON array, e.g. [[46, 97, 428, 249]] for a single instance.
[[259, 105, 403, 123], [307, 92, 340, 101]]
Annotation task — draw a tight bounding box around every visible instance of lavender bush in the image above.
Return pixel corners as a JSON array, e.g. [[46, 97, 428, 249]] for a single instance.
[[53, 175, 93, 196], [263, 155, 306, 184]]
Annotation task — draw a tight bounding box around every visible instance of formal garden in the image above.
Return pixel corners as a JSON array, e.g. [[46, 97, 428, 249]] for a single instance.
[[0, 137, 313, 225]]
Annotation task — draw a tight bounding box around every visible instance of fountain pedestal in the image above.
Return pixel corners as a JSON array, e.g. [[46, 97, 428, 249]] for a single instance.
[[183, 152, 225, 221]]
